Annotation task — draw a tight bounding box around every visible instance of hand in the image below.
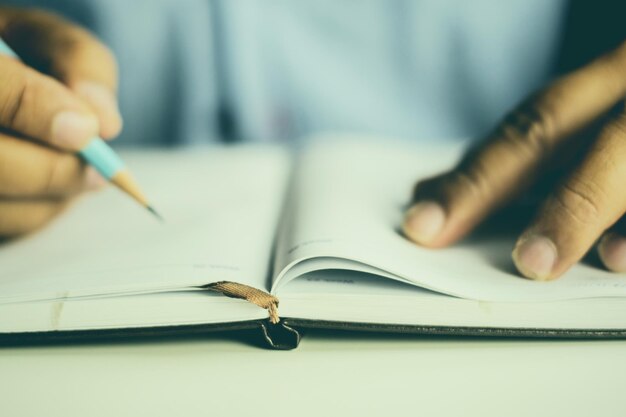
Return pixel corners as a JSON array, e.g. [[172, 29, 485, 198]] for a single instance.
[[0, 7, 121, 238], [403, 40, 626, 281]]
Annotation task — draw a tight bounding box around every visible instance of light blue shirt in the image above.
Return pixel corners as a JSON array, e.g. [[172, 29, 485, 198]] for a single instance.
[[8, 0, 565, 145]]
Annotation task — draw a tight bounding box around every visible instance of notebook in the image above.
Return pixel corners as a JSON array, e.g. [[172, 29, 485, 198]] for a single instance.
[[2, 135, 626, 349]]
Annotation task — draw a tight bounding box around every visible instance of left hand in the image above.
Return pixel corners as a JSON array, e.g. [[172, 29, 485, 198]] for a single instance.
[[403, 40, 626, 281]]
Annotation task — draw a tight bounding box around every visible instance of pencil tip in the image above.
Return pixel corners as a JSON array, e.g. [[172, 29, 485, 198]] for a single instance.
[[146, 205, 164, 222]]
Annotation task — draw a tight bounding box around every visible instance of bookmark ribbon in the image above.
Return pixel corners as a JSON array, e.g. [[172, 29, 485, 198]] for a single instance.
[[204, 281, 280, 324]]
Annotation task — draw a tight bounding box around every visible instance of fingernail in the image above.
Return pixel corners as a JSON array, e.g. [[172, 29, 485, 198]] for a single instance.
[[75, 82, 123, 139], [598, 233, 626, 273], [512, 235, 557, 281], [84, 167, 107, 191], [51, 111, 99, 149], [403, 201, 446, 244]]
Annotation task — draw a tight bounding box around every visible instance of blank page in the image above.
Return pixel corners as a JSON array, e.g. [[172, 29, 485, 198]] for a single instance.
[[0, 145, 289, 303], [273, 135, 626, 302]]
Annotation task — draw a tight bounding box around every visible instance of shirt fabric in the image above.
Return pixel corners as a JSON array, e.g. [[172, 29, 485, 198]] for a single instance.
[[7, 0, 566, 145]]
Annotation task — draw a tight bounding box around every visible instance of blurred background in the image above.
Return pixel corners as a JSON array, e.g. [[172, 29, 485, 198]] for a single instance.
[[4, 0, 626, 146]]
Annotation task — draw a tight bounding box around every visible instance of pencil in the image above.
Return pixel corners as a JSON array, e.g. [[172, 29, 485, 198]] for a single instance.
[[0, 37, 161, 220], [79, 138, 162, 220]]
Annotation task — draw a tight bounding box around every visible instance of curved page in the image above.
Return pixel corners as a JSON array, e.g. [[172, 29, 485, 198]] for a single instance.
[[272, 136, 626, 302]]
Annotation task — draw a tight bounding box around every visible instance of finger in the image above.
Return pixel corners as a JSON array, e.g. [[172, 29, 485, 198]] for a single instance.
[[512, 112, 626, 280], [403, 41, 626, 248], [598, 218, 626, 273], [0, 7, 121, 139], [0, 198, 70, 237], [0, 55, 99, 150], [0, 134, 104, 197]]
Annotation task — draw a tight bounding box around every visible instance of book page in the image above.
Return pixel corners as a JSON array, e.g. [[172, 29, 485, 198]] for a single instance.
[[272, 135, 626, 302], [0, 145, 290, 303]]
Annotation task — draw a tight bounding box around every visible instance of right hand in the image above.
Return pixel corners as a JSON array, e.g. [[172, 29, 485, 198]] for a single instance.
[[403, 39, 626, 280], [0, 7, 122, 238]]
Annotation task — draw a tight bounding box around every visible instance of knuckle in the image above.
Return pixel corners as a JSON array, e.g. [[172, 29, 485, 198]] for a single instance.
[[0, 64, 31, 128], [553, 179, 605, 226], [497, 102, 555, 159], [43, 153, 82, 193], [71, 29, 117, 64], [72, 34, 113, 62], [61, 36, 118, 86]]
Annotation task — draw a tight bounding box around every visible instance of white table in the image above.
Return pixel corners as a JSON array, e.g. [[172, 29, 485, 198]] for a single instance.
[[1, 329, 625, 416]]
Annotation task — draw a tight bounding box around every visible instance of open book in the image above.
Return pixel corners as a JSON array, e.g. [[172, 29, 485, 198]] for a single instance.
[[2, 135, 626, 349]]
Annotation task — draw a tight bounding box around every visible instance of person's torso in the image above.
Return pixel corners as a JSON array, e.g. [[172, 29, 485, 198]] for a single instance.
[[7, 0, 567, 145]]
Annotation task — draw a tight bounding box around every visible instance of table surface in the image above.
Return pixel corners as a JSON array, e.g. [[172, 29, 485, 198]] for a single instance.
[[1, 329, 625, 417]]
